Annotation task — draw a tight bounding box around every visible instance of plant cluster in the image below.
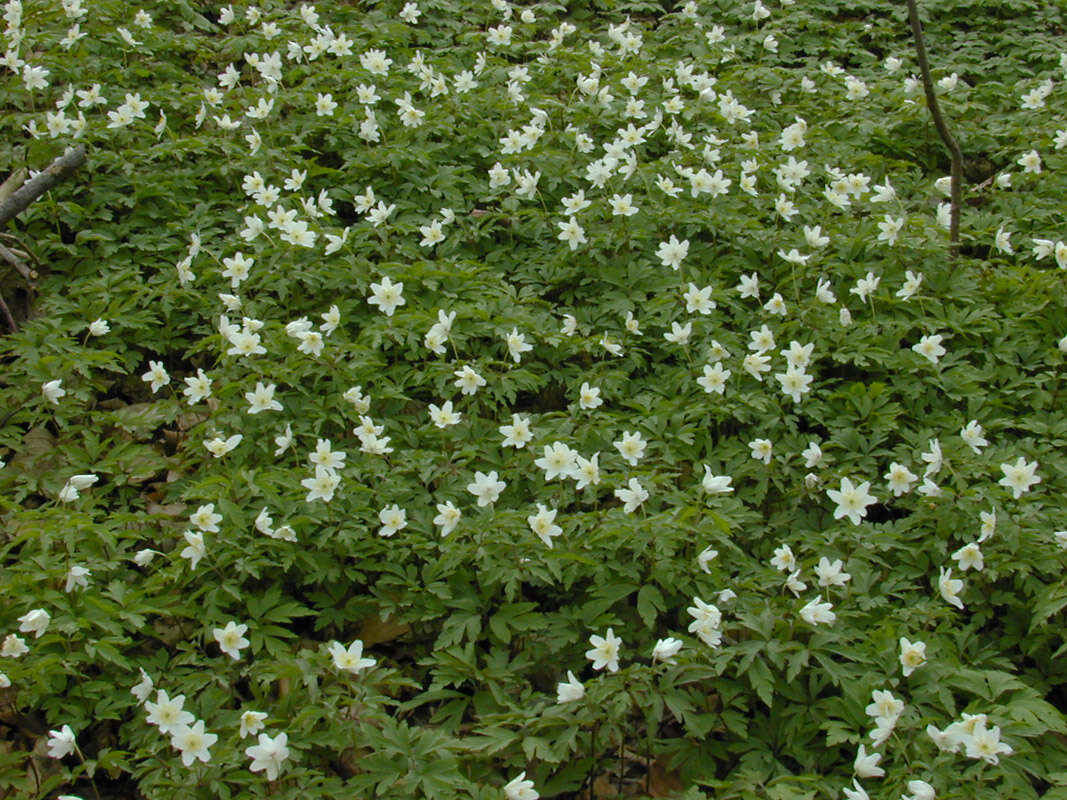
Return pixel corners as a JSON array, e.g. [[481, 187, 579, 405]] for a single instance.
[[1, 0, 1067, 798]]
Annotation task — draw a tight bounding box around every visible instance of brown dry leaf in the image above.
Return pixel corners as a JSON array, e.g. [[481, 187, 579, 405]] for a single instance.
[[592, 774, 619, 799], [648, 755, 684, 798], [358, 615, 410, 646], [145, 501, 187, 518], [177, 410, 210, 432], [10, 427, 57, 478]]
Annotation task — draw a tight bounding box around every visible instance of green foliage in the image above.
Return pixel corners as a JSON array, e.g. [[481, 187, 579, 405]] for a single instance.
[[1, 0, 1067, 798]]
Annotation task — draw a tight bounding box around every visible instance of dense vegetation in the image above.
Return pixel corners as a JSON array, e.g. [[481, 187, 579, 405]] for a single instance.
[[2, 0, 1067, 798]]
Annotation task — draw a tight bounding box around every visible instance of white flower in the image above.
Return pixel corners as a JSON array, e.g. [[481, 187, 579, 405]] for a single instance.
[[614, 431, 647, 466], [884, 462, 918, 496], [664, 321, 692, 345], [557, 217, 586, 250], [1017, 149, 1042, 174], [141, 360, 170, 392], [377, 504, 407, 537], [273, 424, 294, 456], [556, 670, 585, 703], [534, 442, 578, 481], [961, 420, 990, 454], [18, 609, 50, 638], [799, 597, 836, 625], [701, 466, 733, 495], [367, 276, 405, 316], [876, 214, 905, 246], [763, 293, 787, 316], [0, 634, 28, 658], [614, 478, 648, 513], [574, 453, 601, 490], [124, 668, 153, 706], [213, 621, 250, 660], [245, 732, 290, 781], [499, 414, 533, 448], [433, 501, 461, 537], [814, 557, 851, 587], [428, 401, 461, 429], [684, 283, 716, 314], [145, 690, 194, 736], [749, 324, 776, 353], [764, 540, 794, 572], [850, 272, 880, 301], [777, 248, 809, 265], [998, 456, 1040, 498], [47, 725, 77, 759], [865, 689, 904, 722], [868, 715, 896, 747], [827, 478, 877, 525], [697, 363, 730, 394], [527, 504, 562, 548], [466, 470, 505, 506], [183, 369, 213, 404], [301, 466, 340, 503], [23, 64, 50, 91], [938, 566, 965, 609], [899, 636, 927, 676], [896, 270, 924, 299], [979, 509, 996, 542], [505, 328, 533, 362], [59, 473, 99, 502], [902, 780, 935, 800], [912, 334, 946, 364], [239, 711, 268, 738], [952, 542, 983, 572], [625, 311, 642, 334], [179, 530, 207, 570], [697, 546, 719, 573], [995, 227, 1014, 255], [920, 438, 944, 478], [42, 379, 66, 405], [651, 637, 683, 663], [171, 720, 218, 767], [736, 272, 759, 299], [328, 640, 376, 674], [245, 382, 282, 414], [964, 723, 1013, 765], [578, 382, 602, 410], [133, 550, 155, 571], [749, 438, 773, 464], [775, 367, 813, 403], [585, 629, 622, 672], [453, 365, 487, 396], [504, 771, 539, 800], [656, 235, 689, 269], [853, 744, 884, 778], [65, 565, 90, 592]]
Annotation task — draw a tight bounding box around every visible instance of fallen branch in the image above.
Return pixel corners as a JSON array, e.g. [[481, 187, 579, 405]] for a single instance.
[[906, 0, 964, 258], [0, 144, 87, 228]]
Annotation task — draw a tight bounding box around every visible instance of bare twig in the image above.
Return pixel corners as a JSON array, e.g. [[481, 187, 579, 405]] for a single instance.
[[0, 292, 16, 332], [0, 241, 34, 283], [0, 145, 87, 228], [906, 0, 964, 257]]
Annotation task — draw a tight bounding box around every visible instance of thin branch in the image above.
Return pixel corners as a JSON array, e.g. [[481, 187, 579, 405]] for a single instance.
[[0, 145, 87, 228], [0, 241, 34, 283], [0, 290, 15, 331], [905, 0, 964, 257]]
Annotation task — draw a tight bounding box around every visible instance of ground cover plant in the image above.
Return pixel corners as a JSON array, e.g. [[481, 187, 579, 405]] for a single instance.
[[2, 0, 1067, 797]]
